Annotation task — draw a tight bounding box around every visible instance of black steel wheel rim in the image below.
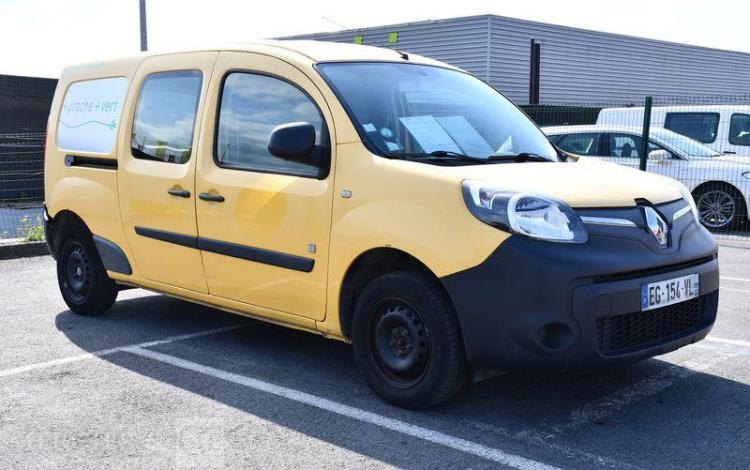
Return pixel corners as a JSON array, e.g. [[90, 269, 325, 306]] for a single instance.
[[697, 189, 736, 229], [371, 300, 430, 386], [63, 242, 90, 303]]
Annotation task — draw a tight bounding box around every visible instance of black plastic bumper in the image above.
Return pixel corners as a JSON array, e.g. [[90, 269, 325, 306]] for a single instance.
[[43, 203, 57, 260], [441, 206, 719, 376]]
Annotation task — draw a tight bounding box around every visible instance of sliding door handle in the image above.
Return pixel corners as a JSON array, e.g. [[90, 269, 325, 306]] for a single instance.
[[167, 188, 191, 198], [199, 192, 225, 203]]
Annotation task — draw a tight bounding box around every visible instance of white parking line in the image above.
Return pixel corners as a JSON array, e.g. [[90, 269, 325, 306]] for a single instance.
[[0, 324, 247, 379], [124, 345, 560, 470], [720, 286, 750, 294], [721, 276, 750, 283], [539, 350, 735, 436], [706, 336, 750, 349], [462, 420, 644, 470]]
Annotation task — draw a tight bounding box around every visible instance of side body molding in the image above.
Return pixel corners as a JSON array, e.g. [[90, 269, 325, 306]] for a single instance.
[[133, 226, 314, 273]]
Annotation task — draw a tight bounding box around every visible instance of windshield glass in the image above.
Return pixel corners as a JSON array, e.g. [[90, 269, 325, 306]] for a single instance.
[[650, 128, 721, 158], [317, 62, 557, 162]]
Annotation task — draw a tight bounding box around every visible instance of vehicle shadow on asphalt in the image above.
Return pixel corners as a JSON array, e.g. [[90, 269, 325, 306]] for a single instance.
[[56, 293, 750, 469]]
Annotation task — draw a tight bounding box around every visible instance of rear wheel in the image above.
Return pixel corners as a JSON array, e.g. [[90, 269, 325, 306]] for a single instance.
[[352, 271, 467, 408], [57, 229, 118, 315], [695, 185, 747, 232]]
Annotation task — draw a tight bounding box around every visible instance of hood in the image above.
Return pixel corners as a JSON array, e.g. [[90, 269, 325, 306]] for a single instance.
[[431, 157, 682, 208]]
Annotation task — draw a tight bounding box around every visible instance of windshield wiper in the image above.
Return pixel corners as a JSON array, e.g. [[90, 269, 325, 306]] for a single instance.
[[487, 152, 553, 162], [386, 150, 554, 164], [385, 150, 487, 163]]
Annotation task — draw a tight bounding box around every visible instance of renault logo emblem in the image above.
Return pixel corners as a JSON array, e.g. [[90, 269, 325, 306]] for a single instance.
[[643, 207, 668, 246]]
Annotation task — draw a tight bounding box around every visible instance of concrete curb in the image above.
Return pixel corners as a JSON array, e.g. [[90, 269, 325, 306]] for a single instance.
[[0, 241, 50, 260]]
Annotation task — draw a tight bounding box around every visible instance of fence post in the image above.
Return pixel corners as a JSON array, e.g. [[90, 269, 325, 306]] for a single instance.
[[639, 96, 653, 171]]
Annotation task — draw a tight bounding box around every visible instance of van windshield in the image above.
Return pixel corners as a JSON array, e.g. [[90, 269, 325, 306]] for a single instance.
[[317, 62, 557, 162]]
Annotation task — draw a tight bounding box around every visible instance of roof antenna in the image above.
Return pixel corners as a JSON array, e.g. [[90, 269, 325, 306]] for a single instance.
[[396, 50, 409, 60], [321, 17, 349, 30]]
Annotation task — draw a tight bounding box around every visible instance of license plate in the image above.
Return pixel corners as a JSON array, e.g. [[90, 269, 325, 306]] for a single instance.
[[641, 274, 700, 311]]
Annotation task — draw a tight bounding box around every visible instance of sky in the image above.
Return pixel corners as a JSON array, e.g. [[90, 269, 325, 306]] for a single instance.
[[1, 0, 748, 78]]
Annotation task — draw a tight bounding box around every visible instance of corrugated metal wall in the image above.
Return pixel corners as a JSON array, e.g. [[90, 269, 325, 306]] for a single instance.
[[283, 16, 490, 81], [284, 14, 750, 105], [489, 16, 750, 105]]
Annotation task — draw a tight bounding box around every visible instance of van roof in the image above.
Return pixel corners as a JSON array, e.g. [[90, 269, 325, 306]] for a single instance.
[[62, 40, 453, 76]]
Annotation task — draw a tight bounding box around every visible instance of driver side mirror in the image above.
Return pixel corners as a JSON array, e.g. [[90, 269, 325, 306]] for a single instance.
[[648, 149, 671, 162], [267, 122, 329, 175]]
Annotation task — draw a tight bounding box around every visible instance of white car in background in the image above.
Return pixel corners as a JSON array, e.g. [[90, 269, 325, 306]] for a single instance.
[[544, 125, 750, 231], [596, 105, 750, 156]]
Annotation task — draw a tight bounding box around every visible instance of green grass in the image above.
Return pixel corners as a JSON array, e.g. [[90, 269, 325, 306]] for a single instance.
[[19, 214, 45, 242], [24, 224, 45, 242]]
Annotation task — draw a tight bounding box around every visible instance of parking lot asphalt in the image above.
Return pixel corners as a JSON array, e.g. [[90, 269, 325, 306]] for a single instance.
[[1, 245, 750, 470]]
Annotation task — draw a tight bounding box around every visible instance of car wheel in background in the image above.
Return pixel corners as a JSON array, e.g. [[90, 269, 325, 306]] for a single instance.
[[695, 185, 747, 232]]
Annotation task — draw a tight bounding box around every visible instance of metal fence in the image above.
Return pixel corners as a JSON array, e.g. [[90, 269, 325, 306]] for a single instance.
[[525, 93, 750, 242], [0, 133, 45, 241], [2, 93, 750, 244]]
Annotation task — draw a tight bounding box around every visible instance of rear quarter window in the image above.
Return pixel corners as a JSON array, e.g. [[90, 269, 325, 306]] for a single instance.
[[729, 114, 750, 146], [664, 112, 720, 143], [57, 77, 128, 154]]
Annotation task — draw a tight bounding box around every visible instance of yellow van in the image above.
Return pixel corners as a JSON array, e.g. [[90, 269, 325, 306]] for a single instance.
[[44, 41, 719, 408]]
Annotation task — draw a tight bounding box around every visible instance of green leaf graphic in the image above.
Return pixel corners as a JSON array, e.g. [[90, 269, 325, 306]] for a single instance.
[[59, 119, 117, 131]]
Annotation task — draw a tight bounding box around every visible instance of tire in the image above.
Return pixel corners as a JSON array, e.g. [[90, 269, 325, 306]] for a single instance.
[[694, 184, 747, 232], [56, 227, 118, 316], [351, 271, 468, 409]]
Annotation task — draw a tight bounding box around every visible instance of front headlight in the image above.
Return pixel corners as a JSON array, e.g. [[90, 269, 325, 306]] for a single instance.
[[462, 180, 588, 243], [675, 182, 700, 221]]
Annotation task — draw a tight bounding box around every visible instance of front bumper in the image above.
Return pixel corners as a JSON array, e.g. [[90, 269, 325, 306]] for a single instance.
[[441, 201, 719, 375]]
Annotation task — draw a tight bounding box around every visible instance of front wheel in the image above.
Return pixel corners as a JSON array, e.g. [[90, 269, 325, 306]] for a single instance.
[[57, 229, 118, 316], [352, 271, 468, 408]]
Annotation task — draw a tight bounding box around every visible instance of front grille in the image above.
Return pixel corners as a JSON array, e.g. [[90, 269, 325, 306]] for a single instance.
[[592, 255, 716, 284], [597, 298, 703, 355]]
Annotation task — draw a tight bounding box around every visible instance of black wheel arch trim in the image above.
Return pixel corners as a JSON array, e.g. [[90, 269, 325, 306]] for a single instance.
[[92, 235, 133, 275], [134, 226, 314, 272]]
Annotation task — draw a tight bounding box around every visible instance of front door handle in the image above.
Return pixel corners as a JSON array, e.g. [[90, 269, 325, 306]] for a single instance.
[[199, 192, 225, 203], [167, 187, 191, 198]]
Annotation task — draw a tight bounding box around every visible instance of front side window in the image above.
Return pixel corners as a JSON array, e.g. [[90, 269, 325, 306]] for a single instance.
[[555, 133, 601, 156], [215, 73, 325, 178], [609, 134, 642, 158], [317, 62, 557, 162], [664, 112, 720, 143], [608, 134, 665, 158], [131, 71, 202, 164], [729, 114, 750, 146]]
